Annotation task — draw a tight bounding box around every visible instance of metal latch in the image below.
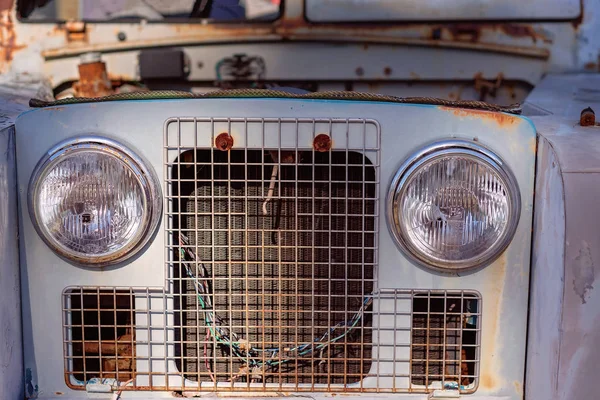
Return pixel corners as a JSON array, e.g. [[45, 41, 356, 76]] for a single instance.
[[430, 383, 461, 398], [85, 378, 123, 399]]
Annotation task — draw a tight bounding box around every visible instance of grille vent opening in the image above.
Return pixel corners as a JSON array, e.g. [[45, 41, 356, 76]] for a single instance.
[[411, 293, 479, 390], [172, 148, 376, 386], [64, 288, 136, 385]]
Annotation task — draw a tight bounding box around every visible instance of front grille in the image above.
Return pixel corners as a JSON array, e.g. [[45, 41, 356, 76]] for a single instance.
[[61, 117, 481, 393], [167, 117, 379, 389]]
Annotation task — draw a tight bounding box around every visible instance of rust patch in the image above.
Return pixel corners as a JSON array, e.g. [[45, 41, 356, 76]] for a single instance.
[[514, 381, 523, 396], [409, 72, 421, 79], [215, 132, 234, 151], [529, 137, 537, 154], [42, 17, 551, 61], [584, 62, 597, 71], [439, 106, 521, 129], [74, 332, 135, 381], [0, 10, 25, 67], [500, 24, 552, 44], [73, 61, 114, 98], [313, 134, 332, 153], [64, 21, 87, 42], [0, 0, 12, 11], [478, 254, 506, 391], [580, 107, 596, 127], [571, 0, 584, 29], [447, 24, 481, 43], [474, 72, 504, 101]]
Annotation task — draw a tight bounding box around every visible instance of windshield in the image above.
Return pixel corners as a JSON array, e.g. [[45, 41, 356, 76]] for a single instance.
[[20, 0, 281, 22]]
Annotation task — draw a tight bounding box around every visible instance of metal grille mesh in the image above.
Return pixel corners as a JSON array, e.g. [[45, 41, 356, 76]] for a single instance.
[[167, 118, 379, 388], [62, 287, 480, 392], [180, 154, 375, 384]]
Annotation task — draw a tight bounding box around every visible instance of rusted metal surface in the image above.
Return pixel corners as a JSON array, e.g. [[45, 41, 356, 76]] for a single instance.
[[474, 72, 504, 101], [35, 2, 555, 61], [63, 21, 86, 42], [438, 106, 523, 129], [0, 0, 596, 94], [0, 10, 24, 67], [78, 332, 135, 380], [0, 0, 12, 12], [313, 133, 332, 152], [72, 56, 114, 98], [580, 106, 596, 126], [214, 132, 233, 151]]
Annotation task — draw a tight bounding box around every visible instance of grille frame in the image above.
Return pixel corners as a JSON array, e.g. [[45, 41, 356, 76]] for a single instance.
[[165, 117, 380, 391]]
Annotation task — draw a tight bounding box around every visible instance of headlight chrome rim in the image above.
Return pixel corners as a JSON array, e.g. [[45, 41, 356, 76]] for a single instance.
[[27, 136, 162, 266], [387, 140, 521, 272]]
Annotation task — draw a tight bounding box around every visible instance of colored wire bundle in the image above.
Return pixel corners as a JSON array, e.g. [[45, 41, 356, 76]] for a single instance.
[[178, 233, 372, 378]]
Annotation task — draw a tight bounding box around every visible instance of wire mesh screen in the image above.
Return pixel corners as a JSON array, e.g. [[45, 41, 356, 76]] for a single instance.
[[165, 118, 379, 389], [62, 287, 480, 392], [410, 293, 479, 389], [63, 288, 136, 386]]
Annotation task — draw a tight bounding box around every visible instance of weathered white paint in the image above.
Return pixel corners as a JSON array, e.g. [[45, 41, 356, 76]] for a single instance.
[[16, 99, 536, 399], [526, 136, 565, 400], [0, 125, 23, 400], [527, 73, 600, 400]]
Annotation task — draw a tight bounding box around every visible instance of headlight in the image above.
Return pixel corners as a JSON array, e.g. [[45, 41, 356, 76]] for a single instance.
[[387, 140, 520, 272], [28, 137, 161, 266]]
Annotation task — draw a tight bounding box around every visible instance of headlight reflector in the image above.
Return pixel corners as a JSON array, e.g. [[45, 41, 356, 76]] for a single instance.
[[388, 140, 520, 272], [28, 137, 161, 266]]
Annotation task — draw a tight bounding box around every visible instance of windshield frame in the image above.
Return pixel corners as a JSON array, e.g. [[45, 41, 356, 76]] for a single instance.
[[17, 0, 284, 24]]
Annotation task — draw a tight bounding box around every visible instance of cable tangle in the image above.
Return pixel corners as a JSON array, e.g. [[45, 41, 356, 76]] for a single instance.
[[177, 232, 373, 382]]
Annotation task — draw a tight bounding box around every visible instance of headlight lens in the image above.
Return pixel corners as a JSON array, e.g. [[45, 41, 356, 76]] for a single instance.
[[388, 140, 520, 272], [28, 137, 161, 266]]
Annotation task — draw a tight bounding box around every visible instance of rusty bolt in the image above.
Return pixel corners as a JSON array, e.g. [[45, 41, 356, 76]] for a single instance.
[[384, 66, 393, 76], [215, 132, 234, 151], [313, 134, 332, 153], [580, 107, 596, 127], [355, 67, 364, 77]]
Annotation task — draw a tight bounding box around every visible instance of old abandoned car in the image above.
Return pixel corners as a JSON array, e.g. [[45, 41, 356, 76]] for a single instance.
[[0, 0, 599, 399]]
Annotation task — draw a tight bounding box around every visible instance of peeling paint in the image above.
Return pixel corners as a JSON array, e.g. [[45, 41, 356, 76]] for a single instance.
[[573, 241, 595, 304], [25, 368, 39, 399]]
